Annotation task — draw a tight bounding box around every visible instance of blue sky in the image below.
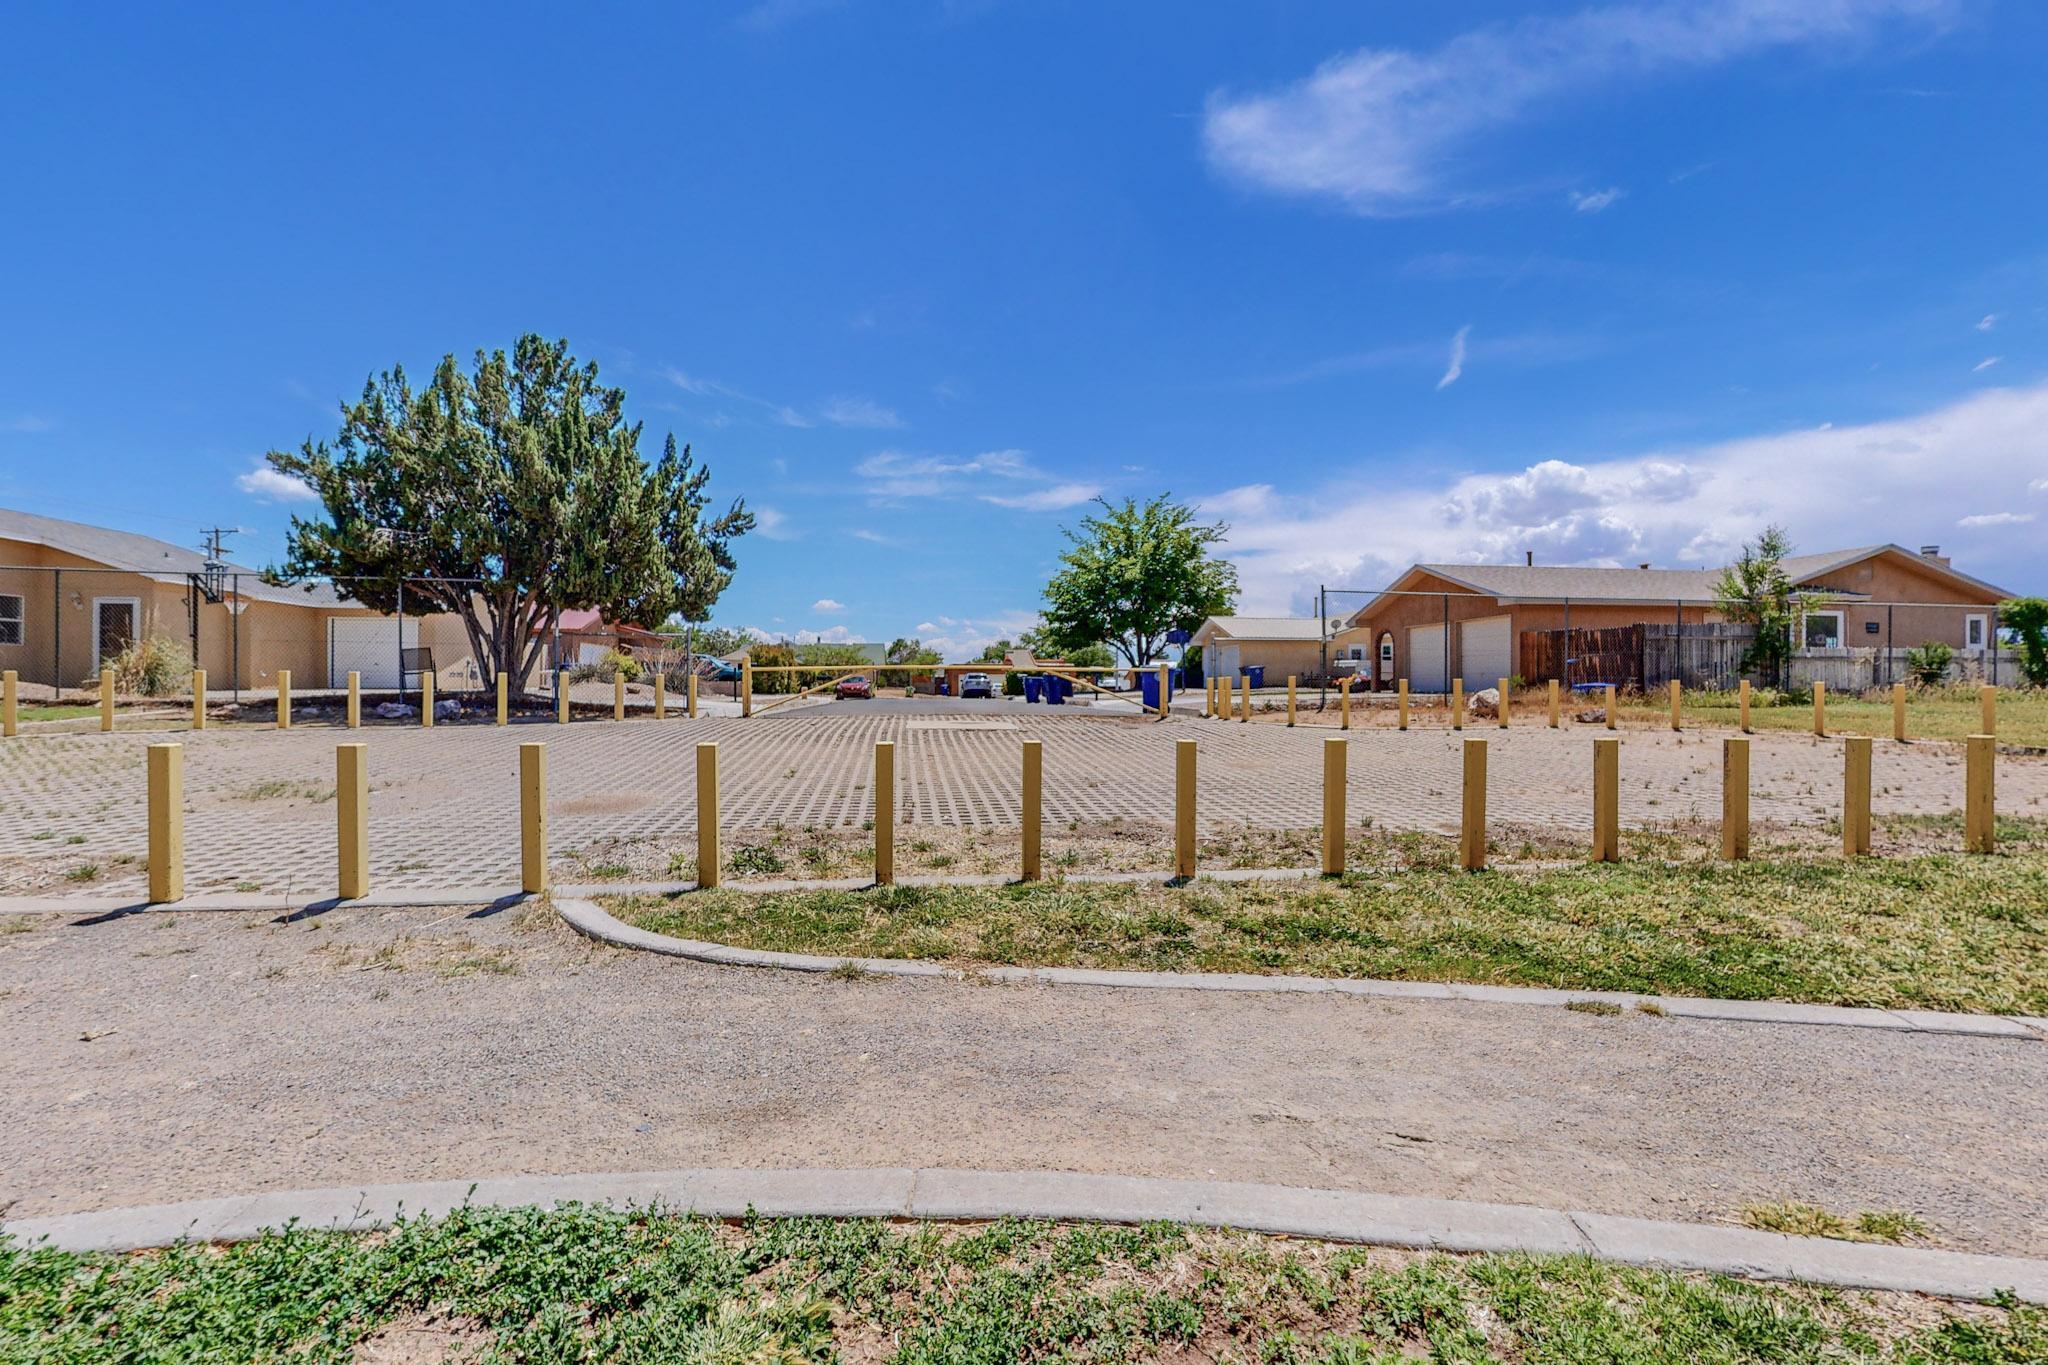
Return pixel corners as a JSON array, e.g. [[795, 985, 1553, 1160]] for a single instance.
[[2, 0, 2043, 656]]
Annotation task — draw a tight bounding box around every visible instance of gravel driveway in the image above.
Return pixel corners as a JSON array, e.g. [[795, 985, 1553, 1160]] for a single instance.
[[2, 903, 2044, 1257]]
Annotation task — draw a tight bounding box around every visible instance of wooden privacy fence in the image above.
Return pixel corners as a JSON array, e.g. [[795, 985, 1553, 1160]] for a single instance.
[[1522, 624, 1754, 692], [130, 727, 2004, 905], [1520, 626, 1646, 691]]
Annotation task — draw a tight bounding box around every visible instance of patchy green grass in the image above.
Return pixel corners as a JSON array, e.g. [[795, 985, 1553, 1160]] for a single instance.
[[1615, 684, 2048, 748], [612, 820, 2048, 1014], [4, 1208, 2042, 1363], [16, 704, 99, 723], [1740, 1201, 1933, 1246]]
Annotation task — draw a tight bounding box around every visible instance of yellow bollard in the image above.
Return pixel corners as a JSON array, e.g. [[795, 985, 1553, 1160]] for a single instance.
[[1965, 734, 1995, 854], [147, 742, 184, 903], [1321, 737, 1346, 876], [422, 670, 435, 727], [1156, 664, 1170, 721], [1459, 737, 1487, 871], [1451, 678, 1464, 730], [497, 672, 508, 726], [1238, 673, 1249, 723], [100, 668, 114, 733], [1739, 677, 1751, 733], [1205, 677, 1216, 719], [697, 741, 721, 886], [742, 658, 753, 718], [687, 671, 699, 718], [1340, 680, 1351, 730], [1722, 737, 1749, 861], [556, 676, 569, 725], [1843, 735, 1872, 857], [1592, 736, 1620, 862], [1604, 684, 1616, 731], [1286, 675, 1297, 727], [1813, 680, 1826, 736], [613, 671, 625, 722], [1548, 679, 1560, 728], [1981, 684, 1996, 738], [654, 672, 666, 721], [337, 742, 368, 899], [1, 669, 15, 737], [1669, 679, 1682, 732], [1498, 677, 1511, 729], [277, 670, 292, 729], [1397, 678, 1409, 730], [346, 672, 361, 729], [191, 668, 207, 731], [1021, 739, 1043, 881], [874, 740, 895, 884], [1892, 681, 1906, 742], [519, 742, 547, 893], [1174, 738, 1197, 878]]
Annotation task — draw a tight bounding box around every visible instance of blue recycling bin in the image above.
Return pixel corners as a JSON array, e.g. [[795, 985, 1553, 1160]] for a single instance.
[[1243, 665, 1265, 690], [1023, 675, 1046, 703], [1139, 671, 1162, 711], [1046, 676, 1067, 704], [1170, 668, 1184, 693]]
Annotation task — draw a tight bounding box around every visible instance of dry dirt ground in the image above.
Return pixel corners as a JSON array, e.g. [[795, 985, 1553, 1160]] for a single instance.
[[2, 901, 2043, 1258]]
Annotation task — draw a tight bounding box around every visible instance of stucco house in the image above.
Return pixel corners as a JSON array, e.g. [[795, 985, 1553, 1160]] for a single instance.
[[0, 507, 475, 693], [1189, 615, 1351, 685], [1337, 544, 2012, 693]]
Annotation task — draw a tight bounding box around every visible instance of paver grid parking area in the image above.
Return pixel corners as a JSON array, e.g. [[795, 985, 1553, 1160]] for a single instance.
[[2, 711, 2044, 898]]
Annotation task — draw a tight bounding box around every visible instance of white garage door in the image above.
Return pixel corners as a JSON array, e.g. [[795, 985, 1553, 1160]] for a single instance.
[[1460, 614, 1513, 690], [328, 617, 418, 690], [1408, 624, 1446, 692]]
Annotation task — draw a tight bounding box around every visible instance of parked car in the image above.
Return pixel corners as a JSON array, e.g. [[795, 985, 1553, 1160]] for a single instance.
[[834, 675, 873, 699], [959, 672, 995, 699]]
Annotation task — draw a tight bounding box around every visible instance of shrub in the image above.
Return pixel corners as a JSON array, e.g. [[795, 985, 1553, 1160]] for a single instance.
[[1905, 641, 1954, 687], [729, 845, 786, 876], [569, 648, 641, 684], [1003, 670, 1025, 696], [1999, 597, 2048, 687], [99, 635, 193, 696]]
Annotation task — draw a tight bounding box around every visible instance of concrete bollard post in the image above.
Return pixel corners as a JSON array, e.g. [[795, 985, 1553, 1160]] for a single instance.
[[696, 741, 721, 886], [1722, 737, 1749, 861], [519, 742, 547, 894], [1459, 737, 1487, 871], [1021, 739, 1043, 881], [1340, 680, 1351, 730], [1592, 736, 1620, 862], [1669, 679, 1682, 732], [337, 743, 368, 899], [1739, 678, 1751, 733], [654, 672, 666, 721], [100, 668, 114, 733], [422, 670, 435, 727], [1321, 737, 1346, 876], [497, 672, 509, 726], [277, 670, 292, 729], [1397, 678, 1409, 731], [147, 742, 184, 903], [1843, 735, 1872, 856], [1174, 738, 1196, 878], [1981, 685, 1996, 738], [1604, 684, 1616, 731], [613, 671, 625, 722], [1286, 675, 1297, 727], [1892, 682, 1906, 742], [1451, 678, 1464, 731], [688, 671, 699, 718], [1813, 680, 1826, 737], [1548, 678, 1560, 728], [1498, 677, 1510, 729], [1965, 734, 1995, 854], [191, 668, 207, 731], [874, 740, 896, 884], [1, 669, 15, 738], [346, 672, 361, 729]]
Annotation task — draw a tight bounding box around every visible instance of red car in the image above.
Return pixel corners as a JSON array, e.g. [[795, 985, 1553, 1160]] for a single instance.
[[835, 675, 873, 699]]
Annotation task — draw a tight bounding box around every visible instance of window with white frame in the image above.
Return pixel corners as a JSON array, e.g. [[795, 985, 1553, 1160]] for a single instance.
[[1965, 614, 1987, 651], [1800, 609, 1844, 649], [0, 594, 21, 646]]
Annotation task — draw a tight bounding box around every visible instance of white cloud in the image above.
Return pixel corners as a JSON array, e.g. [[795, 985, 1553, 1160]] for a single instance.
[[818, 396, 904, 429], [1196, 380, 2048, 614], [0, 415, 55, 433], [981, 482, 1103, 512], [1973, 356, 2001, 373], [1436, 325, 1470, 391], [1202, 0, 1952, 215], [754, 506, 797, 540], [1976, 313, 1999, 331], [902, 611, 1044, 662], [1957, 512, 2035, 528], [849, 528, 899, 545], [812, 598, 846, 612], [1571, 186, 1626, 213], [236, 464, 318, 503]]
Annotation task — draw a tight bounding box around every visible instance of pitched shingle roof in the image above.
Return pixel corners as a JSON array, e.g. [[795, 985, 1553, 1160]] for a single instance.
[[0, 506, 344, 607], [1194, 615, 1347, 643]]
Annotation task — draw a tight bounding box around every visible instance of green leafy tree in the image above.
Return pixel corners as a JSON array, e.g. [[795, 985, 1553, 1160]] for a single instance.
[[267, 335, 751, 695], [881, 636, 941, 688], [1039, 496, 1238, 668], [1713, 525, 1799, 687], [669, 623, 756, 660], [1064, 642, 1114, 670], [976, 639, 1013, 664], [1998, 597, 2048, 686]]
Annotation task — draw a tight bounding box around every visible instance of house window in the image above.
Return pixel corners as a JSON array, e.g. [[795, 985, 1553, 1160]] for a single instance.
[[1965, 614, 1987, 651], [0, 594, 21, 647], [1800, 610, 1844, 649]]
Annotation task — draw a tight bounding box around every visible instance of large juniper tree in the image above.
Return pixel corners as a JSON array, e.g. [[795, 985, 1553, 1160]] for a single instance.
[[267, 335, 752, 694]]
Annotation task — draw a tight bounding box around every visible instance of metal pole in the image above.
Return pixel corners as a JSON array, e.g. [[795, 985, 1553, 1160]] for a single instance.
[[1886, 603, 1894, 691], [1675, 598, 1683, 690], [51, 569, 61, 697], [1318, 583, 1328, 709], [1441, 593, 1449, 706], [396, 579, 406, 708], [231, 574, 240, 706]]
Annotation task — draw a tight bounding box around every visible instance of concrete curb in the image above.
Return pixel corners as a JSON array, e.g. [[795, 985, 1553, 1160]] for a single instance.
[[556, 896, 2048, 1041], [6, 1167, 2043, 1303]]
